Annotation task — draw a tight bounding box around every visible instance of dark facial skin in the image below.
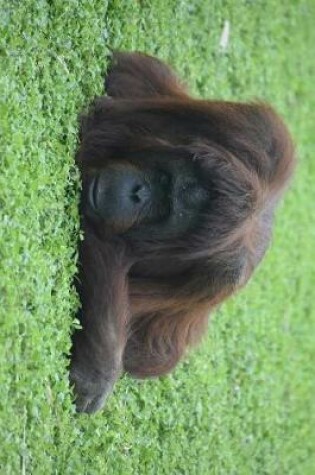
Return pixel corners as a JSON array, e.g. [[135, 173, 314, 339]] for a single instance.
[[83, 154, 210, 241]]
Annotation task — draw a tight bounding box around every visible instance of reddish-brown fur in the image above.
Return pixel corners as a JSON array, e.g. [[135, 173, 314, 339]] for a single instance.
[[70, 52, 295, 413]]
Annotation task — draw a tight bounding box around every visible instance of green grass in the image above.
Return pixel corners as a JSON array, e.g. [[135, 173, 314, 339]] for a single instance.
[[0, 1, 314, 473]]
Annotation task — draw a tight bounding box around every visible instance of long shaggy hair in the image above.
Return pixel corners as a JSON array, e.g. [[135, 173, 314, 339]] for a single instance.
[[71, 52, 295, 412]]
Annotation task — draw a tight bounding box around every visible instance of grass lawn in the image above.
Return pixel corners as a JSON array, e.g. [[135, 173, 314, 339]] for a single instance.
[[1, 1, 314, 473]]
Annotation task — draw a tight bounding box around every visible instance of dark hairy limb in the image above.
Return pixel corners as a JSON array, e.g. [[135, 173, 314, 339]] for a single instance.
[[70, 230, 131, 413]]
